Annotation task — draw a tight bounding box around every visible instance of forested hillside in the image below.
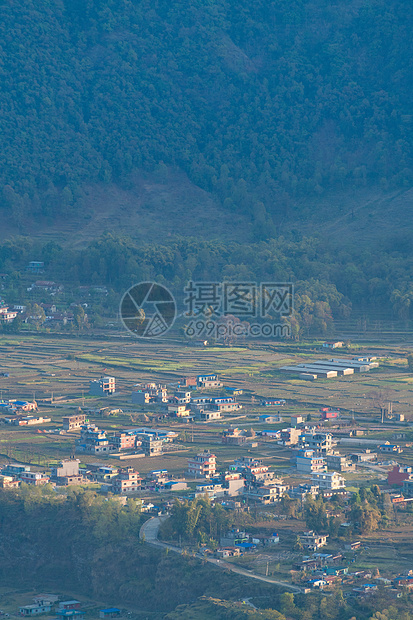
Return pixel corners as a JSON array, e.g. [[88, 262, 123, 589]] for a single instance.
[[1, 0, 412, 233], [1, 0, 413, 331], [0, 487, 265, 614]]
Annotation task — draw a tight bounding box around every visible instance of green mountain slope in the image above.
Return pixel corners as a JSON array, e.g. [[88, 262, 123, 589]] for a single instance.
[[1, 0, 412, 231]]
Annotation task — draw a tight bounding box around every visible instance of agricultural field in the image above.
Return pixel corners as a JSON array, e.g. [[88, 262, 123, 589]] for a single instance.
[[0, 334, 413, 473], [1, 333, 413, 597]]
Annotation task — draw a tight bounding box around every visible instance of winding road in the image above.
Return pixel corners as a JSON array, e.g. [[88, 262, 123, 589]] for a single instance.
[[139, 516, 303, 593]]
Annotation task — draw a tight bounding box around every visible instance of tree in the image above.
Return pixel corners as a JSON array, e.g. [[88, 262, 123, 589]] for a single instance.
[[304, 495, 328, 532], [73, 305, 86, 331], [282, 495, 297, 519], [280, 593, 295, 616], [29, 303, 46, 330], [381, 492, 394, 522], [350, 501, 380, 534]]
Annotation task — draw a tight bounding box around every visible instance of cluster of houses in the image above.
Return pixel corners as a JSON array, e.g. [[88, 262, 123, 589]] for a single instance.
[[102, 467, 188, 496], [214, 528, 280, 558], [1, 266, 97, 329], [130, 376, 241, 420], [244, 424, 405, 482], [75, 422, 176, 457], [27, 281, 63, 294], [0, 400, 52, 426], [18, 594, 121, 619], [210, 527, 411, 598], [0, 463, 51, 488], [0, 459, 188, 496], [79, 463, 188, 496], [19, 596, 84, 618], [291, 537, 413, 596], [187, 452, 276, 503], [0, 296, 81, 327], [4, 414, 51, 426], [0, 299, 18, 323], [0, 399, 37, 414], [87, 374, 242, 422], [185, 451, 345, 504]]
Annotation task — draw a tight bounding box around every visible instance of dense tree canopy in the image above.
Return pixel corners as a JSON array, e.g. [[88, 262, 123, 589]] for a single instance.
[[0, 0, 412, 225], [2, 232, 413, 335]]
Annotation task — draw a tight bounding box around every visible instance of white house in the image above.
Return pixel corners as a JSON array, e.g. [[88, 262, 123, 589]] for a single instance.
[[312, 471, 345, 491]]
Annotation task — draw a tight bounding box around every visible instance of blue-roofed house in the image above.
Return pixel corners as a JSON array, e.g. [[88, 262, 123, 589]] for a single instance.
[[259, 414, 282, 423], [99, 609, 121, 619], [379, 443, 403, 454]]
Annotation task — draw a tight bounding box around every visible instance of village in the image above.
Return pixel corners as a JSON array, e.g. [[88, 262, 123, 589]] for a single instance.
[[0, 594, 127, 620], [1, 332, 413, 612]]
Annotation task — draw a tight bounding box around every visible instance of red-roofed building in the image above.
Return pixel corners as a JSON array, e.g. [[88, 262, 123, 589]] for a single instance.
[[388, 465, 412, 486]]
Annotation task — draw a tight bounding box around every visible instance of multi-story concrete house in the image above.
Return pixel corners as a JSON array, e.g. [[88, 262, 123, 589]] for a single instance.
[[1, 463, 30, 477], [198, 410, 221, 421], [402, 478, 413, 497], [0, 305, 18, 323], [197, 374, 222, 389], [139, 433, 163, 456], [379, 443, 403, 454], [222, 428, 247, 445], [20, 471, 50, 486], [300, 432, 335, 455], [190, 396, 241, 415], [89, 376, 115, 396], [296, 449, 327, 474], [63, 414, 86, 431], [111, 432, 137, 451], [312, 471, 345, 491], [77, 424, 116, 454], [259, 414, 282, 423], [174, 389, 191, 403], [289, 483, 320, 500], [198, 472, 245, 498], [299, 530, 329, 550], [0, 475, 20, 488], [132, 383, 168, 404], [179, 376, 198, 387], [111, 468, 142, 495], [245, 482, 289, 504], [279, 427, 301, 446], [167, 403, 191, 417], [188, 450, 216, 478], [244, 463, 280, 486], [50, 459, 83, 485], [86, 464, 119, 482], [326, 452, 355, 472]]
